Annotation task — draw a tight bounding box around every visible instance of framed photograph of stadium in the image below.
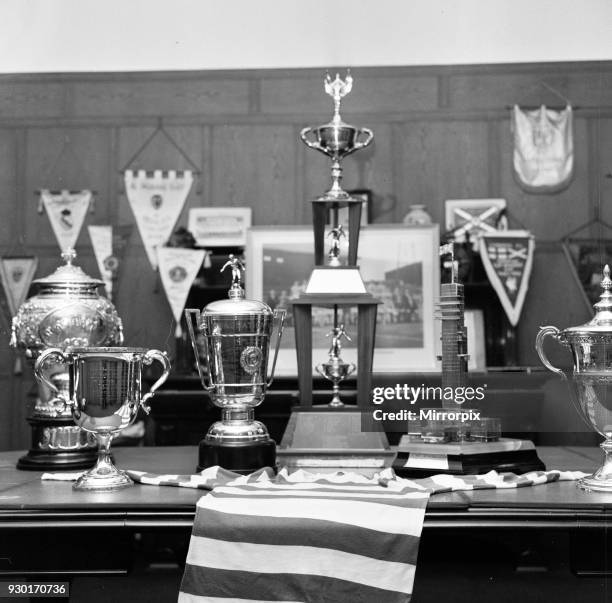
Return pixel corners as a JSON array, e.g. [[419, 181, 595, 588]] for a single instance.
[[246, 224, 440, 375]]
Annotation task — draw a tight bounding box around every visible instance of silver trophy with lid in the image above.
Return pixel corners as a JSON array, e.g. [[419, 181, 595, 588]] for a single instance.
[[537, 265, 612, 491], [10, 249, 123, 470], [185, 255, 285, 473]]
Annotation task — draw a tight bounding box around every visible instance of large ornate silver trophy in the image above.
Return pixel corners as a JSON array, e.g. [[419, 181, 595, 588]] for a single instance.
[[536, 265, 612, 492], [10, 249, 123, 470], [34, 347, 170, 490], [300, 71, 373, 202], [185, 255, 285, 474]]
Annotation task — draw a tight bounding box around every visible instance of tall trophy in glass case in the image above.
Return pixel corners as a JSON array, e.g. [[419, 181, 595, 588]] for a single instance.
[[537, 265, 612, 491], [185, 255, 285, 474]]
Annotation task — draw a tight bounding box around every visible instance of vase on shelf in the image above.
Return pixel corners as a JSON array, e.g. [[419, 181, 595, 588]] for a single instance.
[[403, 204, 432, 226]]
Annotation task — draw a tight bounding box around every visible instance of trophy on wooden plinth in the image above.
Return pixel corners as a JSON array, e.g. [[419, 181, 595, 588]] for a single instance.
[[185, 256, 286, 474], [10, 249, 123, 471], [395, 244, 544, 476], [279, 72, 393, 470]]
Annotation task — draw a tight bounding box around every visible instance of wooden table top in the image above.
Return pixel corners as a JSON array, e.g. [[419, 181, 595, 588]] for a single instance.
[[0, 446, 610, 530]]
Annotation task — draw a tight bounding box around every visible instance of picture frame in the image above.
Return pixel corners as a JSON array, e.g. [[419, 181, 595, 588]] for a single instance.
[[246, 224, 440, 376], [188, 207, 252, 247]]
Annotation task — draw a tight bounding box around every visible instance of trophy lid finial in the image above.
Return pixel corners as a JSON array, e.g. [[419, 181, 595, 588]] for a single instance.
[[591, 264, 612, 322], [325, 70, 353, 122], [221, 254, 245, 299], [61, 248, 77, 266]]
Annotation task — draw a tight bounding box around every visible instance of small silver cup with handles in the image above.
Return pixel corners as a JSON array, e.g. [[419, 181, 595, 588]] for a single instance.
[[34, 346, 170, 490]]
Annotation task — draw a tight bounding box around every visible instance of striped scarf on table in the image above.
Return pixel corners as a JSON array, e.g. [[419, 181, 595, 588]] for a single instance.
[[126, 466, 584, 603]]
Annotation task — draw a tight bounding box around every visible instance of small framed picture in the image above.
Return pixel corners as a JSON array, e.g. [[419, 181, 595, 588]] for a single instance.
[[188, 207, 252, 247]]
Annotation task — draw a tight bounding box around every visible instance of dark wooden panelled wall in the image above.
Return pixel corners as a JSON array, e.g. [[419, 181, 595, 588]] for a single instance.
[[0, 62, 611, 450]]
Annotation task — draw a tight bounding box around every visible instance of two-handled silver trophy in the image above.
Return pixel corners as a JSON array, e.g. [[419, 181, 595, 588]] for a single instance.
[[185, 255, 285, 474], [315, 322, 356, 408], [34, 347, 170, 490], [300, 71, 373, 203], [537, 265, 612, 492]]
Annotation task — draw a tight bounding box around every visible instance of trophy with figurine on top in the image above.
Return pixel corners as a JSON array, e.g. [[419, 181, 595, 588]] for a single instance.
[[394, 243, 545, 476], [278, 71, 394, 469]]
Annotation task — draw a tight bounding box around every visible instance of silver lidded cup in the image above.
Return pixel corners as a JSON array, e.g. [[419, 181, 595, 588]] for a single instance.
[[536, 265, 612, 492], [185, 255, 285, 474], [34, 347, 170, 490]]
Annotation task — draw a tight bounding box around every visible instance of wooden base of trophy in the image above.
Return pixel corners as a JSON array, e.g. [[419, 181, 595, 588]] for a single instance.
[[278, 408, 395, 470], [393, 437, 545, 477], [197, 438, 276, 475], [17, 416, 97, 471], [279, 293, 391, 470]]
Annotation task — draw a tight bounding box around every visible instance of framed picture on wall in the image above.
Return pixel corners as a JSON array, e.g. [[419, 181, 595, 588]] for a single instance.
[[246, 224, 440, 375], [188, 207, 252, 247]]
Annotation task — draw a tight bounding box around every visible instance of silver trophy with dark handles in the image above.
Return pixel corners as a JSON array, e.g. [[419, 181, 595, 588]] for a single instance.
[[34, 346, 170, 490], [185, 255, 285, 474]]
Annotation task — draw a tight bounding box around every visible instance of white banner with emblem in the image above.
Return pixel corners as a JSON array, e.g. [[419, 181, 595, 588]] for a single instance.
[[124, 170, 193, 270], [40, 190, 92, 252], [479, 231, 535, 327], [512, 104, 573, 193], [157, 246, 205, 337]]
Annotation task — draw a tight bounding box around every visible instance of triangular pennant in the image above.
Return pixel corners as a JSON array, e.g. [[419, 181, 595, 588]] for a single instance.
[[561, 238, 612, 315], [0, 256, 38, 316], [124, 170, 193, 270], [512, 104, 573, 193], [157, 246, 205, 337], [88, 225, 114, 300], [479, 231, 535, 327], [40, 190, 92, 252]]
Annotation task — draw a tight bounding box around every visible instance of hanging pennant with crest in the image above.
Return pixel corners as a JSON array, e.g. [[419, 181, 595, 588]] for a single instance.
[[479, 231, 535, 327], [124, 170, 193, 270], [157, 246, 205, 337], [88, 225, 115, 300], [512, 104, 574, 193], [39, 190, 92, 253], [0, 256, 38, 319]]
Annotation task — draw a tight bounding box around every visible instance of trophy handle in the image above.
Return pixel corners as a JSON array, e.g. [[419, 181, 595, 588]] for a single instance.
[[535, 326, 567, 380], [315, 364, 331, 381], [34, 348, 71, 405], [349, 128, 374, 154], [300, 127, 324, 152], [184, 308, 214, 391], [266, 308, 286, 387], [141, 350, 171, 413], [347, 362, 357, 376]]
